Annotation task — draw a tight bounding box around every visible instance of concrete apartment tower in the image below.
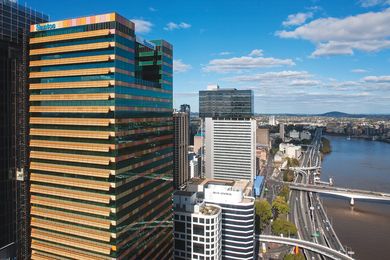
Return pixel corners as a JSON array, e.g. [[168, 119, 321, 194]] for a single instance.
[[0, 1, 47, 258], [28, 13, 173, 259], [199, 85, 256, 181], [173, 110, 189, 189]]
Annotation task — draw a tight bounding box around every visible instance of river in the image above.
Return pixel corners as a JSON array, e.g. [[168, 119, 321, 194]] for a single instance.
[[320, 135, 390, 260]]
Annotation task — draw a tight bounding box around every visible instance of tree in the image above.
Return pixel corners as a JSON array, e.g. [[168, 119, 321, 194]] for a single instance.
[[255, 199, 272, 233], [320, 137, 331, 154], [271, 218, 297, 236], [284, 253, 305, 260], [272, 196, 289, 217], [278, 185, 290, 202]]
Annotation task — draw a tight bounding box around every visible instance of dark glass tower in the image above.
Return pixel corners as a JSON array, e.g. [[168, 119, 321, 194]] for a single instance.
[[199, 87, 254, 118], [0, 1, 48, 258]]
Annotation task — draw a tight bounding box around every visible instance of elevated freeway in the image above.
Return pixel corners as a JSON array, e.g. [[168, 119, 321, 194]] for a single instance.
[[257, 235, 354, 260]]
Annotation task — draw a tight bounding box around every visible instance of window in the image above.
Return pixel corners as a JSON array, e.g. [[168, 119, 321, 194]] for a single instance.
[[193, 243, 204, 254], [174, 222, 185, 233], [193, 224, 204, 236]]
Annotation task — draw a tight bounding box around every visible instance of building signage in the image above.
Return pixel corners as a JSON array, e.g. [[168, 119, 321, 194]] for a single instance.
[[36, 23, 56, 31], [136, 36, 156, 50]]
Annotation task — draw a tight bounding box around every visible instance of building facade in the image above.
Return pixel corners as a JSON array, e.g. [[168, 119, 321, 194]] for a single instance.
[[256, 127, 270, 148], [173, 111, 189, 189], [199, 87, 253, 118], [0, 1, 48, 258], [173, 191, 222, 260], [205, 118, 256, 181], [186, 178, 255, 260], [180, 104, 191, 144], [279, 123, 285, 142], [28, 13, 173, 259]]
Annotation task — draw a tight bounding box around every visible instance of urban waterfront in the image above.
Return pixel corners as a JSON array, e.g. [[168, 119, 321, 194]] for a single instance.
[[321, 136, 390, 260]]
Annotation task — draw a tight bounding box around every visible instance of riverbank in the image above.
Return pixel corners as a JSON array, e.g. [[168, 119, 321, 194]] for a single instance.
[[320, 137, 331, 154]]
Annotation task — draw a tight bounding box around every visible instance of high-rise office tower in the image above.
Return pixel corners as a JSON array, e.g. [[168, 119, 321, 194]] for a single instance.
[[179, 104, 191, 145], [280, 123, 285, 141], [199, 86, 256, 181], [0, 1, 48, 258], [173, 110, 189, 189], [199, 86, 253, 118], [204, 118, 256, 181], [28, 13, 173, 259]]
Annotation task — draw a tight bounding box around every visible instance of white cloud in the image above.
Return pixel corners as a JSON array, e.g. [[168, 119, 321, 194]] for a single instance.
[[351, 69, 368, 73], [290, 79, 321, 86], [225, 71, 311, 82], [204, 55, 295, 73], [282, 12, 313, 27], [276, 8, 390, 56], [131, 19, 153, 34], [363, 75, 390, 82], [173, 59, 192, 73], [248, 49, 264, 57], [149, 7, 157, 12], [359, 0, 390, 7], [164, 22, 191, 31]]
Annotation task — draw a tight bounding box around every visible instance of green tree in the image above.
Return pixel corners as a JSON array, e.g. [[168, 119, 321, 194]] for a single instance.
[[255, 199, 272, 233], [284, 253, 305, 260], [272, 196, 290, 216], [271, 218, 297, 236], [320, 137, 332, 154], [278, 185, 290, 202]]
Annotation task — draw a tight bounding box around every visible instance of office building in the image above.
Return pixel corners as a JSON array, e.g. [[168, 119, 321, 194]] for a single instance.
[[173, 190, 222, 260], [279, 123, 285, 141], [256, 127, 270, 148], [180, 104, 191, 144], [174, 111, 189, 189], [199, 86, 253, 118], [28, 13, 173, 259], [184, 178, 255, 260], [289, 129, 300, 139], [205, 118, 256, 181], [189, 153, 200, 178], [279, 143, 302, 159], [268, 115, 276, 126], [0, 1, 48, 258]]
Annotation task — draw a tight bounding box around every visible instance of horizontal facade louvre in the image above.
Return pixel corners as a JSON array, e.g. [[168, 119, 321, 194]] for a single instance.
[[31, 207, 112, 230], [30, 128, 113, 139], [31, 173, 112, 191], [31, 195, 112, 217], [30, 151, 114, 165], [31, 240, 112, 260], [30, 93, 114, 101], [30, 117, 114, 126], [29, 42, 114, 56], [30, 106, 113, 113], [31, 230, 112, 255], [30, 29, 111, 44], [31, 184, 112, 204], [30, 67, 114, 78], [30, 54, 113, 67], [30, 139, 113, 152], [29, 80, 113, 90]]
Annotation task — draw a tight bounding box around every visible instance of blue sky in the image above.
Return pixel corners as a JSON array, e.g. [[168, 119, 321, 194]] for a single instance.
[[27, 0, 390, 114]]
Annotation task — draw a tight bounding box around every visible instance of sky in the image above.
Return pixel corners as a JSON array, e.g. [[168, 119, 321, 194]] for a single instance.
[[26, 0, 390, 114]]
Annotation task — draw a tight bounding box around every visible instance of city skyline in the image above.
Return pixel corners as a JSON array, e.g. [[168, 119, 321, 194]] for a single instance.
[[26, 0, 390, 114]]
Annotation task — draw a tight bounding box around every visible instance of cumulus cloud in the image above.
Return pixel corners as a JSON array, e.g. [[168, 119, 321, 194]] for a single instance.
[[276, 8, 390, 56], [164, 22, 191, 31], [248, 49, 264, 57], [363, 75, 390, 82], [131, 19, 153, 34], [225, 71, 311, 82], [359, 0, 390, 7], [282, 12, 313, 27], [204, 55, 295, 73], [351, 69, 368, 73], [173, 59, 192, 73]]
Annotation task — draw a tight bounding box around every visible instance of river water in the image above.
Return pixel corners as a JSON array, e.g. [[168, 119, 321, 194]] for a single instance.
[[320, 135, 390, 260]]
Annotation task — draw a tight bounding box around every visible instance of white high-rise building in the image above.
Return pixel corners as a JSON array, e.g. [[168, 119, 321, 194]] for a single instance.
[[269, 115, 276, 126], [204, 118, 256, 181]]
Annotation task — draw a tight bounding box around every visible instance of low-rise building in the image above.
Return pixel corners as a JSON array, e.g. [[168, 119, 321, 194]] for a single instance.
[[289, 129, 300, 139], [279, 143, 302, 159], [300, 130, 312, 140]]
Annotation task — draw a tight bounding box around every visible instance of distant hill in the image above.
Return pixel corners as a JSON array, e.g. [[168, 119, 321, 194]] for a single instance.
[[319, 111, 351, 117]]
